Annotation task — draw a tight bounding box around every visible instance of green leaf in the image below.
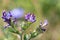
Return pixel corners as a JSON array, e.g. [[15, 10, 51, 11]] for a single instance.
[[24, 34, 30, 40], [8, 27, 16, 33], [21, 22, 32, 30], [24, 34, 27, 40], [30, 32, 38, 38]]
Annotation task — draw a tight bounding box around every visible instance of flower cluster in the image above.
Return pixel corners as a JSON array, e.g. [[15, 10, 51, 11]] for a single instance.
[[2, 8, 24, 28], [2, 10, 12, 26], [25, 13, 36, 22], [10, 8, 24, 19], [2, 8, 48, 40], [24, 20, 48, 40], [39, 19, 48, 31]]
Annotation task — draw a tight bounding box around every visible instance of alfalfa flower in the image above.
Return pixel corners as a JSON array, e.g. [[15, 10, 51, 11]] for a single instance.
[[10, 8, 24, 19], [39, 19, 48, 31], [25, 13, 31, 20], [25, 13, 36, 22], [40, 19, 48, 27], [2, 8, 24, 28], [2, 10, 12, 26]]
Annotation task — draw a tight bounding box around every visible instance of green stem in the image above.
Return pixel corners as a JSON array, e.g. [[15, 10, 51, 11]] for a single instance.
[[19, 31, 23, 40], [21, 33, 22, 40]]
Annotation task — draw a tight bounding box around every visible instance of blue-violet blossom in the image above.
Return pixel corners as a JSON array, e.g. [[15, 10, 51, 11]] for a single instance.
[[10, 8, 24, 19], [25, 13, 36, 22], [39, 19, 48, 31], [2, 8, 24, 27], [2, 10, 12, 25]]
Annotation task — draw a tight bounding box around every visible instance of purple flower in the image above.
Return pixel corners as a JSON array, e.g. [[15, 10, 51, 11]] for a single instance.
[[10, 8, 24, 19], [28, 14, 36, 22], [39, 19, 48, 31], [2, 8, 24, 26], [25, 13, 36, 22], [25, 13, 31, 20], [2, 10, 7, 19], [42, 19, 48, 27], [2, 10, 12, 25]]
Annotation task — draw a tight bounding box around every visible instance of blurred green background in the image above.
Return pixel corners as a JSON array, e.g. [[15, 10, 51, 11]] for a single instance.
[[0, 0, 60, 40]]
